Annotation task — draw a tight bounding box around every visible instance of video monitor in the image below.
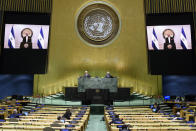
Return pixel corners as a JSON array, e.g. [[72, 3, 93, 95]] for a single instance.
[[4, 24, 49, 49], [0, 12, 51, 74], [146, 13, 195, 75], [147, 25, 192, 50], [164, 96, 170, 101]]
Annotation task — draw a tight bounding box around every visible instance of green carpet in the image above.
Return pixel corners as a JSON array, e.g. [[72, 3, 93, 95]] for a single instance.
[[86, 115, 107, 131]]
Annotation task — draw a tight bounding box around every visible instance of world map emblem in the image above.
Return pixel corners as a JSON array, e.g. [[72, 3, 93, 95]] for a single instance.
[[76, 2, 120, 47]]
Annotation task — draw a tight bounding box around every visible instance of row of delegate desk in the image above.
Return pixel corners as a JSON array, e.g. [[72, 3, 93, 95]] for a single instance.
[[104, 106, 196, 131], [165, 101, 196, 122], [0, 99, 31, 120], [0, 105, 90, 131]]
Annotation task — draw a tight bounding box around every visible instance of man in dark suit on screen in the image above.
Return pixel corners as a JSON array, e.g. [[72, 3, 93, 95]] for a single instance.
[[163, 29, 176, 50]]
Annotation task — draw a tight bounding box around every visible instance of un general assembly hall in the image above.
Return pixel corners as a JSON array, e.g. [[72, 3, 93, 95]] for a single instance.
[[2, 0, 196, 130]]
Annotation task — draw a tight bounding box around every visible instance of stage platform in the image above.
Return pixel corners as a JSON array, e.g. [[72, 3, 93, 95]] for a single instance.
[[30, 96, 158, 106], [30, 91, 161, 106]]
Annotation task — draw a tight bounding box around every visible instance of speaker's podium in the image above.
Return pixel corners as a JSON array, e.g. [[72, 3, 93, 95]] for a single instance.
[[78, 77, 117, 105]]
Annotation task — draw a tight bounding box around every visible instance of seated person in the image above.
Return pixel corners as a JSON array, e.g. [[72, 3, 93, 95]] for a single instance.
[[105, 72, 113, 78], [109, 114, 123, 125], [62, 109, 72, 120], [181, 103, 187, 109], [84, 71, 91, 78], [176, 111, 180, 117], [9, 109, 19, 118], [152, 103, 160, 113], [35, 104, 42, 109], [175, 97, 180, 102], [106, 105, 114, 110]]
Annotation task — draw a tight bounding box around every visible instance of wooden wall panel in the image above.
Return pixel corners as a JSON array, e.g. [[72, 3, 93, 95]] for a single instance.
[[145, 0, 194, 14], [0, 0, 52, 13]]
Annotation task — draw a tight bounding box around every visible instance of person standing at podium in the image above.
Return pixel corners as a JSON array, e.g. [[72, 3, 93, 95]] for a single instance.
[[84, 70, 91, 78], [105, 72, 113, 78]]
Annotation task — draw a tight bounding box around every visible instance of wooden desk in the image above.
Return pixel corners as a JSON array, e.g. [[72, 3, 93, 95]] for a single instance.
[[165, 101, 196, 105], [0, 111, 7, 119], [185, 113, 194, 121], [180, 109, 187, 118], [0, 105, 8, 107], [173, 107, 181, 114]]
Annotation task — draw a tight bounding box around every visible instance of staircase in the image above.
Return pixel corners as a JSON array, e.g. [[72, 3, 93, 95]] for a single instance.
[[30, 92, 81, 105], [130, 92, 153, 105], [45, 92, 64, 100], [159, 103, 173, 113]]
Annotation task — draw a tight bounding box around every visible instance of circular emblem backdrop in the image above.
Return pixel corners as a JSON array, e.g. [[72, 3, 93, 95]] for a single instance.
[[76, 1, 121, 47]]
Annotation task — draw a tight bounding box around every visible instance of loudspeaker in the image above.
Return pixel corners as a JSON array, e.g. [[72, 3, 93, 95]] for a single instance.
[[115, 88, 130, 100], [85, 89, 110, 104], [64, 87, 79, 100]]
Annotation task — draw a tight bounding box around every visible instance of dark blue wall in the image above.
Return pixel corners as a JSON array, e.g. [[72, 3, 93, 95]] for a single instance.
[[0, 75, 33, 99], [163, 75, 196, 96]]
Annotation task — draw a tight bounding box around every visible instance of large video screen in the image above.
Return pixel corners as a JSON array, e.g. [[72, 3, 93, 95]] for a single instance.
[[147, 25, 192, 50], [4, 24, 49, 49], [146, 13, 195, 75], [0, 12, 51, 74]]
